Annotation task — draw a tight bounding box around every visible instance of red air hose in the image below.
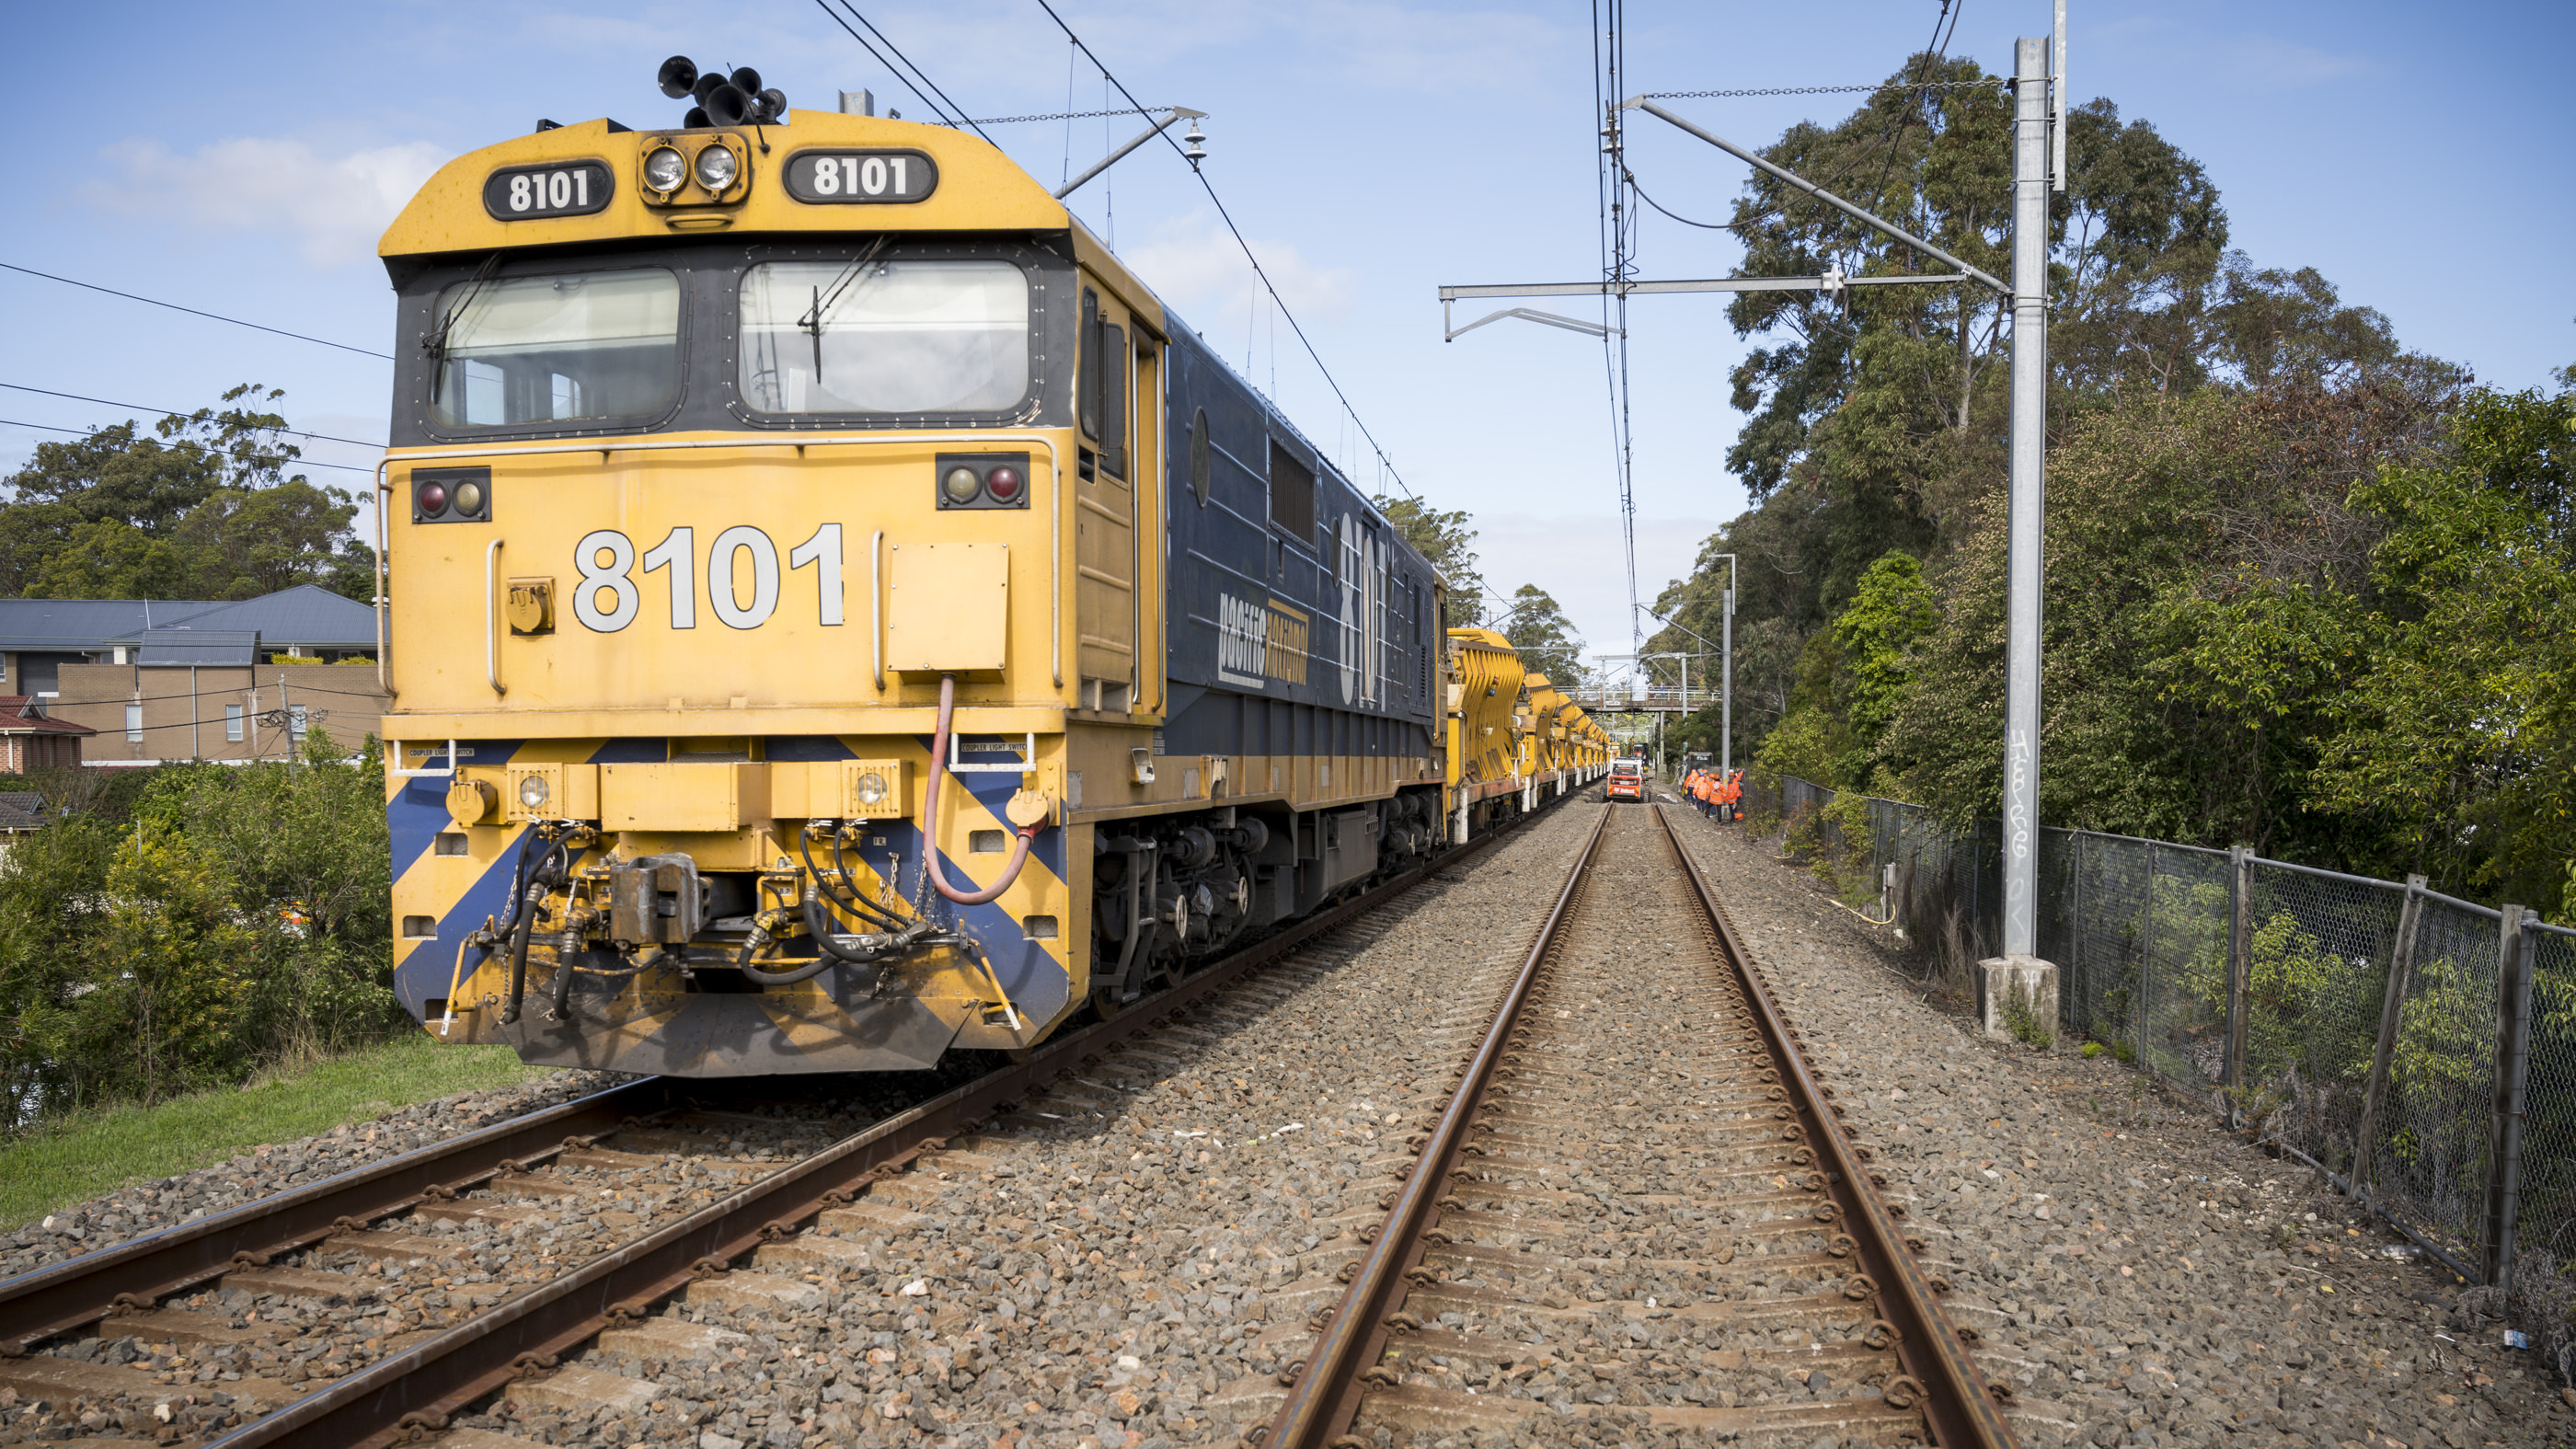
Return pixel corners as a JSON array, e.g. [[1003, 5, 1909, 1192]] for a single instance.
[[926, 673, 1039, 905]]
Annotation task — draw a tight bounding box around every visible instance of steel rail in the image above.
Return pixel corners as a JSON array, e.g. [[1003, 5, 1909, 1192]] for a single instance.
[[1653, 803, 2016, 1449], [1262, 803, 2017, 1449], [0, 1076, 676, 1358], [1261, 806, 1612, 1447], [198, 789, 1572, 1449]]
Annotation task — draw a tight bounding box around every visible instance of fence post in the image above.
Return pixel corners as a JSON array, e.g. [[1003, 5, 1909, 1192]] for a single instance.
[[2069, 834, 2085, 1029], [2480, 906, 2536, 1287], [2139, 845, 2157, 1068], [2351, 875, 2427, 1200], [2225, 847, 2253, 1108]]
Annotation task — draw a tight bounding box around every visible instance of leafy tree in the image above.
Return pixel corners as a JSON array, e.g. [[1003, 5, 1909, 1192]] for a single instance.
[[1831, 551, 1938, 754], [1501, 584, 1587, 686], [1374, 495, 1487, 629], [2163, 385, 2574, 907], [0, 385, 371, 603]]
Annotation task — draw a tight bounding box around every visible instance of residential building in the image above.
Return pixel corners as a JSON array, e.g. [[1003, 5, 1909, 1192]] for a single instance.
[[0, 700, 90, 770], [0, 586, 387, 765]]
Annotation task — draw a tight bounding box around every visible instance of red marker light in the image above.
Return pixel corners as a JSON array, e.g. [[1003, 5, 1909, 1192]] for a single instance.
[[984, 466, 1022, 501], [417, 480, 448, 515]]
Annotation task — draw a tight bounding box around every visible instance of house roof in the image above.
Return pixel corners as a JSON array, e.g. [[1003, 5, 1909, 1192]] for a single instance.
[[0, 793, 42, 832], [136, 585, 375, 650], [0, 696, 96, 736], [137, 629, 261, 667], [0, 585, 375, 654]]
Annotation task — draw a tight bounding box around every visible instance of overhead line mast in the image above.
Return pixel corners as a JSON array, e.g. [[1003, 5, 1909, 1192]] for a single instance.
[[1440, 2, 2074, 1034]]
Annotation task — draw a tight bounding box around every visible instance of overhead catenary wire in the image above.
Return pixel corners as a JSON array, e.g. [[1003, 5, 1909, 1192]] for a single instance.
[[813, 0, 996, 143], [1026, 0, 1420, 503], [0, 262, 392, 361]]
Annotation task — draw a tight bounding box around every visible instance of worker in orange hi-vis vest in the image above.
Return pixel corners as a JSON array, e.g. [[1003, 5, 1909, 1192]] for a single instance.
[[1696, 771, 1717, 818], [1721, 770, 1743, 822], [1684, 769, 1702, 812]]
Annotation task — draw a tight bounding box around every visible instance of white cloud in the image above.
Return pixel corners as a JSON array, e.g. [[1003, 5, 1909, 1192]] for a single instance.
[[84, 136, 448, 267], [1122, 211, 1358, 330]]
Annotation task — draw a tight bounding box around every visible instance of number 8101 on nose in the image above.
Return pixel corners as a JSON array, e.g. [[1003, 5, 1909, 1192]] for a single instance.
[[570, 523, 844, 633]]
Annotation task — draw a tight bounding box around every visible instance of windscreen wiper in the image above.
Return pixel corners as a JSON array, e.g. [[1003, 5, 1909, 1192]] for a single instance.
[[421, 253, 505, 362], [795, 236, 890, 384]]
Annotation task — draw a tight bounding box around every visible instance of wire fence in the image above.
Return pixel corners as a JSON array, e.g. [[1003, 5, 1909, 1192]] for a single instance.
[[1739, 769, 2575, 1288]]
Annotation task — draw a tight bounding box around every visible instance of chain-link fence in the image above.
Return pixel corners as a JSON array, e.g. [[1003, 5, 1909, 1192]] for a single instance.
[[1748, 769, 2576, 1287]]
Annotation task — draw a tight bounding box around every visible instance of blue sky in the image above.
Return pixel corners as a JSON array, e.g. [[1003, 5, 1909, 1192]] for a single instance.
[[6, 0, 2570, 659]]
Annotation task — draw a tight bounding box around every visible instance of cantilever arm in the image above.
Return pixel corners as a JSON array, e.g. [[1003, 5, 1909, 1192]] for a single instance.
[[1620, 97, 2007, 294], [1055, 108, 1206, 199]]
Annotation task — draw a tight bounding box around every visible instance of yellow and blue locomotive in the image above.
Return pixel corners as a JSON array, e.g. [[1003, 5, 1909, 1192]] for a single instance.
[[377, 71, 1605, 1076]]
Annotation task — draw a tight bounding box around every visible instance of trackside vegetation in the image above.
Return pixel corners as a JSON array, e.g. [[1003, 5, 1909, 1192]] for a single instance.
[[0, 730, 406, 1128], [0, 1034, 545, 1229]]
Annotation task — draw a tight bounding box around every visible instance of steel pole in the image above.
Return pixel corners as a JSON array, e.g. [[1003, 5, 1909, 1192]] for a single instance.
[[2001, 36, 2050, 960], [1721, 574, 1734, 777]]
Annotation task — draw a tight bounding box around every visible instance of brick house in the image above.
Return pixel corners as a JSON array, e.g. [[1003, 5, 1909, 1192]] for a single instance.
[[0, 697, 94, 769]]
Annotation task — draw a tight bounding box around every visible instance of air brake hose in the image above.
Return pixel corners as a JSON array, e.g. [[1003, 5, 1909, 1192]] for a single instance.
[[925, 673, 1041, 906], [733, 905, 833, 986], [499, 842, 561, 1024], [801, 828, 908, 932]]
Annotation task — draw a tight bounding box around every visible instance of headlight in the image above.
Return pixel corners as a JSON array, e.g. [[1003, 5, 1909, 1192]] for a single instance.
[[852, 770, 889, 807], [452, 479, 486, 517], [518, 774, 551, 811], [941, 466, 983, 505], [643, 145, 686, 192], [695, 144, 738, 190]]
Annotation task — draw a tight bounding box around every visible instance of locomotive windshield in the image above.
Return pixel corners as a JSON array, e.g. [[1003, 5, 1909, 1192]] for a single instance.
[[737, 259, 1030, 415], [428, 270, 680, 429]]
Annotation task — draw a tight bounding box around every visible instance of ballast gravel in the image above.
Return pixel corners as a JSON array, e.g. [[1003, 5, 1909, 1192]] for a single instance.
[[1664, 804, 2576, 1449], [442, 795, 1609, 1449], [0, 1070, 629, 1279]]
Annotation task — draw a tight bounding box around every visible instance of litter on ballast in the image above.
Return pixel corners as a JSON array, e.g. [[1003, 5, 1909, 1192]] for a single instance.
[[2381, 1245, 2422, 1260], [2505, 1329, 2532, 1350]]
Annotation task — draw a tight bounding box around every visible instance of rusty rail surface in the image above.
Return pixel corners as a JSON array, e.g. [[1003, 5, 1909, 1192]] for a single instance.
[[0, 1076, 677, 1358], [175, 788, 1574, 1449], [1261, 802, 2015, 1449]]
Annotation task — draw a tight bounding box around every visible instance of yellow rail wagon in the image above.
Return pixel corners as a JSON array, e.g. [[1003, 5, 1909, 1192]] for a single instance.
[[382, 66, 1510, 1077]]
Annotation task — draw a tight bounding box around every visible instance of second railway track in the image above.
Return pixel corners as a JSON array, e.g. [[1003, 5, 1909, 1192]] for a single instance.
[[0, 790, 1583, 1449], [1264, 802, 2016, 1448]]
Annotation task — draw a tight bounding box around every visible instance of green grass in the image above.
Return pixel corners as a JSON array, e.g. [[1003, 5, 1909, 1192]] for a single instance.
[[0, 1035, 550, 1229]]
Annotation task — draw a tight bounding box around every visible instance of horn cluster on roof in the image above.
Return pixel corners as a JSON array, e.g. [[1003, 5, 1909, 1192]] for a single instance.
[[657, 57, 787, 129]]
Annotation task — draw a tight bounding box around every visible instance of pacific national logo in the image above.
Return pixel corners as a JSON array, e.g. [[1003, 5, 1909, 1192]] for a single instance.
[[1216, 592, 1309, 690]]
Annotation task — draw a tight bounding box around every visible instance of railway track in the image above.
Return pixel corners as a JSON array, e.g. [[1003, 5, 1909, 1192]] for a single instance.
[[0, 791, 1578, 1449], [1260, 802, 2016, 1448]]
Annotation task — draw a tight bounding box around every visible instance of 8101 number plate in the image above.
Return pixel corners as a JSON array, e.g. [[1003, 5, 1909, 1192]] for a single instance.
[[483, 161, 614, 220], [783, 148, 938, 204]]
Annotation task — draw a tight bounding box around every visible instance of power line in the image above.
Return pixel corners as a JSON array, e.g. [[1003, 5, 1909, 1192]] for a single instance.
[[0, 262, 392, 361], [1641, 78, 1992, 99], [1, 385, 382, 450], [813, 0, 996, 143], [1026, 0, 1418, 502], [0, 417, 375, 475]]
